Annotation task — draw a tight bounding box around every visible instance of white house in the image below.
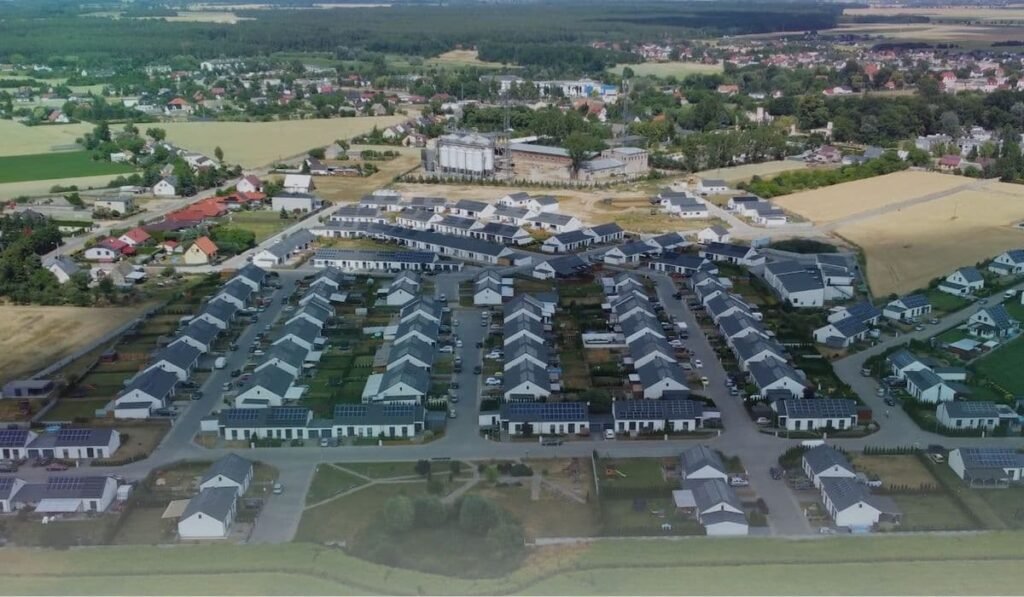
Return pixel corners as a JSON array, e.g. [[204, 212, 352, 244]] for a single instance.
[[635, 360, 689, 399], [904, 369, 956, 403], [696, 225, 730, 245], [937, 401, 1001, 432], [773, 399, 858, 432], [819, 477, 900, 531], [198, 454, 253, 497], [882, 294, 932, 322], [503, 362, 551, 401], [813, 317, 869, 348], [177, 486, 238, 539], [282, 174, 314, 194], [938, 267, 985, 296], [966, 305, 1020, 339], [802, 445, 857, 488], [987, 249, 1024, 276], [272, 192, 318, 213], [679, 445, 729, 481], [498, 402, 588, 436], [152, 176, 178, 197], [948, 447, 1024, 487], [748, 360, 806, 399]]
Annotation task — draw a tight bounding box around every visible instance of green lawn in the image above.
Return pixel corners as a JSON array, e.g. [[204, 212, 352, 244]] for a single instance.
[[296, 483, 427, 543], [338, 461, 418, 479], [45, 398, 109, 420], [0, 150, 135, 183], [305, 464, 369, 505], [599, 458, 674, 490], [972, 336, 1024, 396], [925, 289, 971, 314], [890, 494, 976, 531], [224, 210, 293, 242], [976, 487, 1024, 529]]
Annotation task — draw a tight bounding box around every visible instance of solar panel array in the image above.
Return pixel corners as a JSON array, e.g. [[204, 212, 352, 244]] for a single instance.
[[0, 429, 28, 446], [381, 404, 416, 417], [224, 409, 261, 422], [505, 402, 586, 421], [964, 448, 1020, 468], [334, 405, 368, 418], [57, 428, 95, 444], [46, 476, 86, 490], [781, 399, 855, 418], [268, 407, 310, 423]]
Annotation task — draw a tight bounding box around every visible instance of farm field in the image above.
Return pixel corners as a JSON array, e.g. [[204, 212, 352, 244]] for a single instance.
[[773, 170, 970, 225], [835, 180, 1024, 296], [827, 23, 1024, 44], [133, 11, 253, 23], [0, 533, 1023, 594], [0, 151, 135, 184], [0, 174, 126, 200], [159, 116, 412, 168], [0, 305, 150, 383], [608, 61, 724, 79], [692, 160, 810, 185], [426, 49, 507, 69], [843, 6, 1024, 22], [0, 119, 92, 156]]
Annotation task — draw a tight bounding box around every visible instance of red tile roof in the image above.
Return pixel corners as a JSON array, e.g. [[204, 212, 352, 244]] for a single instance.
[[192, 236, 219, 256], [122, 227, 151, 244]]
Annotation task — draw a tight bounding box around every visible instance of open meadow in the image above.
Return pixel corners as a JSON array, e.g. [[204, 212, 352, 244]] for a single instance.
[[693, 160, 810, 185], [426, 49, 507, 69], [833, 179, 1024, 296], [0, 151, 135, 184], [609, 61, 724, 79], [159, 116, 412, 168], [0, 532, 1023, 594], [0, 305, 150, 383], [843, 6, 1024, 22], [773, 171, 970, 225], [0, 174, 126, 200], [0, 120, 91, 156]]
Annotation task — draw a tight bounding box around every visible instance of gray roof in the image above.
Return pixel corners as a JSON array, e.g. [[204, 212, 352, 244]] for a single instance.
[[333, 403, 425, 425], [543, 254, 589, 277], [887, 348, 921, 370], [615, 240, 655, 257], [510, 143, 570, 158], [975, 305, 1016, 330], [453, 199, 488, 212], [179, 319, 220, 346], [152, 341, 201, 370], [400, 296, 441, 321], [590, 223, 624, 237], [679, 445, 726, 478], [201, 453, 252, 486], [437, 215, 476, 230], [380, 362, 430, 394], [505, 316, 545, 340], [240, 366, 294, 398], [122, 367, 178, 400], [718, 313, 764, 338], [706, 294, 750, 319], [218, 278, 254, 301], [399, 208, 435, 223], [492, 205, 531, 220], [776, 399, 856, 419], [649, 232, 686, 247], [201, 298, 238, 323], [732, 334, 787, 363], [831, 316, 868, 338], [506, 337, 550, 365], [505, 295, 543, 320], [954, 447, 1024, 472], [0, 477, 21, 499], [820, 476, 899, 516], [45, 255, 81, 276], [802, 445, 853, 476], [182, 486, 237, 522], [842, 300, 881, 323], [894, 294, 929, 310], [261, 339, 308, 372], [505, 361, 549, 391], [293, 301, 332, 325], [476, 221, 522, 239], [389, 337, 435, 367], [32, 476, 112, 500], [279, 318, 321, 344], [705, 242, 754, 259], [955, 267, 984, 283], [394, 317, 440, 342], [620, 312, 663, 340], [748, 359, 804, 390], [628, 335, 676, 363], [636, 359, 687, 390], [548, 230, 593, 246], [613, 399, 702, 421], [614, 295, 654, 317], [529, 212, 575, 227], [687, 478, 743, 513], [940, 400, 1000, 419], [905, 368, 945, 391]]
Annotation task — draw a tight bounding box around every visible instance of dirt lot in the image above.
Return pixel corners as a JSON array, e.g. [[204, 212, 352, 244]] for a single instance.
[[160, 117, 412, 168], [774, 171, 970, 225], [314, 148, 421, 204], [851, 455, 937, 489], [693, 160, 812, 185], [836, 181, 1024, 296], [0, 305, 150, 384]]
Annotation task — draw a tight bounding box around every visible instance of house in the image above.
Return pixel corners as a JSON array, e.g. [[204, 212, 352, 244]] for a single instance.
[[827, 301, 881, 327], [635, 360, 689, 399], [649, 253, 717, 277], [802, 445, 857, 488], [272, 192, 319, 214], [620, 313, 665, 345], [282, 174, 314, 194], [813, 317, 869, 348], [628, 336, 677, 369], [94, 195, 135, 214], [773, 399, 858, 432], [732, 335, 787, 371], [966, 305, 1020, 339], [748, 360, 807, 398], [288, 302, 332, 329], [234, 367, 294, 408], [25, 428, 121, 460], [184, 237, 219, 265], [700, 242, 764, 267], [0, 478, 26, 512], [904, 368, 956, 403], [177, 486, 238, 539], [473, 271, 506, 306], [505, 338, 550, 370], [938, 267, 985, 296], [503, 362, 551, 401], [213, 279, 253, 310], [947, 447, 1024, 487], [84, 239, 128, 262], [199, 454, 253, 497], [216, 407, 314, 441], [504, 317, 546, 346], [152, 176, 178, 197], [145, 342, 201, 381], [679, 478, 749, 536], [541, 230, 596, 254], [498, 402, 588, 436], [603, 241, 656, 265], [819, 477, 900, 531], [697, 225, 730, 245], [887, 349, 930, 380], [386, 338, 435, 371], [698, 178, 728, 195], [14, 476, 118, 514], [613, 399, 703, 433], [526, 212, 582, 233], [647, 232, 688, 252], [987, 249, 1024, 275], [276, 319, 323, 351], [400, 296, 442, 325], [195, 299, 237, 330], [393, 318, 439, 347], [373, 363, 430, 403], [173, 319, 221, 353], [679, 445, 728, 481], [118, 227, 152, 247], [763, 261, 827, 308], [471, 222, 532, 246], [590, 222, 625, 244], [44, 255, 81, 284], [256, 339, 308, 377], [937, 401, 1001, 432], [333, 403, 425, 438], [236, 175, 263, 194], [386, 271, 420, 306], [882, 294, 932, 322], [532, 254, 590, 280], [938, 155, 962, 171], [659, 192, 709, 218], [504, 295, 545, 325]]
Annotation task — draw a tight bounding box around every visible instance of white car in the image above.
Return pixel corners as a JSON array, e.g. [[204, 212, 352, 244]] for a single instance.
[[485, 377, 502, 386], [693, 359, 703, 368], [728, 476, 749, 487], [700, 376, 709, 385], [669, 339, 685, 348], [439, 345, 454, 353], [485, 352, 503, 360], [456, 340, 463, 348]]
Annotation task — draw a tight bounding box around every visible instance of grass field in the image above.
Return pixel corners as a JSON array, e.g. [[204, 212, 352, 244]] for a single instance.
[[296, 482, 428, 543], [0, 120, 92, 156], [305, 464, 368, 505], [426, 49, 507, 69], [972, 336, 1024, 396], [609, 61, 724, 79], [1, 533, 1024, 594], [851, 454, 936, 489], [0, 151, 135, 184], [160, 117, 412, 168], [224, 209, 294, 242], [0, 305, 150, 384], [0, 173, 124, 200], [836, 180, 1024, 296], [693, 160, 810, 185]]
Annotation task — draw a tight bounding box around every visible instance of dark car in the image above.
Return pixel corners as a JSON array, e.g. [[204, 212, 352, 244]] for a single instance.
[[770, 467, 784, 480], [230, 369, 242, 378], [46, 463, 69, 472], [476, 341, 483, 348], [673, 292, 683, 300], [450, 381, 460, 390], [229, 343, 239, 351], [473, 365, 482, 374], [884, 396, 896, 407], [32, 457, 52, 468]]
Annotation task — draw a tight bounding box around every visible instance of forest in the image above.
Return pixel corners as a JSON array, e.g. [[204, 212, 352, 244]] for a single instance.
[[0, 2, 841, 72]]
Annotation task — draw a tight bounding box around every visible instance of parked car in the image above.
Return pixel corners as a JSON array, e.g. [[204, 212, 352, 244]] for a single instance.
[[693, 359, 703, 368], [46, 463, 68, 472], [473, 365, 482, 374], [0, 461, 19, 473], [484, 377, 502, 386], [439, 345, 454, 353], [230, 369, 242, 378], [884, 396, 896, 407], [448, 408, 457, 419], [769, 467, 784, 480], [928, 318, 940, 325], [541, 437, 563, 446], [222, 382, 233, 391], [319, 438, 329, 448], [913, 324, 925, 331], [728, 476, 749, 487], [272, 482, 284, 495], [604, 429, 615, 440]]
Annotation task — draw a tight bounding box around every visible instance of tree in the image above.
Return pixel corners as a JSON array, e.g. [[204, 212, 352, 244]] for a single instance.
[[486, 522, 524, 556], [412, 495, 447, 528], [563, 132, 603, 179], [214, 146, 224, 162], [160, 266, 176, 277], [308, 147, 326, 160], [414, 459, 432, 477], [484, 465, 499, 484], [458, 495, 500, 533], [146, 127, 166, 141], [382, 495, 414, 533], [939, 110, 961, 138]]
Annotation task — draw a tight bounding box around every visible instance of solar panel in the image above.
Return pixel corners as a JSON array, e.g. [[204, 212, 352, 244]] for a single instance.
[[225, 409, 261, 421], [382, 404, 414, 416], [269, 407, 309, 423], [782, 399, 855, 418], [0, 429, 28, 446], [334, 405, 368, 418], [505, 402, 585, 421], [47, 476, 85, 490], [964, 448, 1019, 468], [57, 429, 94, 443]]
